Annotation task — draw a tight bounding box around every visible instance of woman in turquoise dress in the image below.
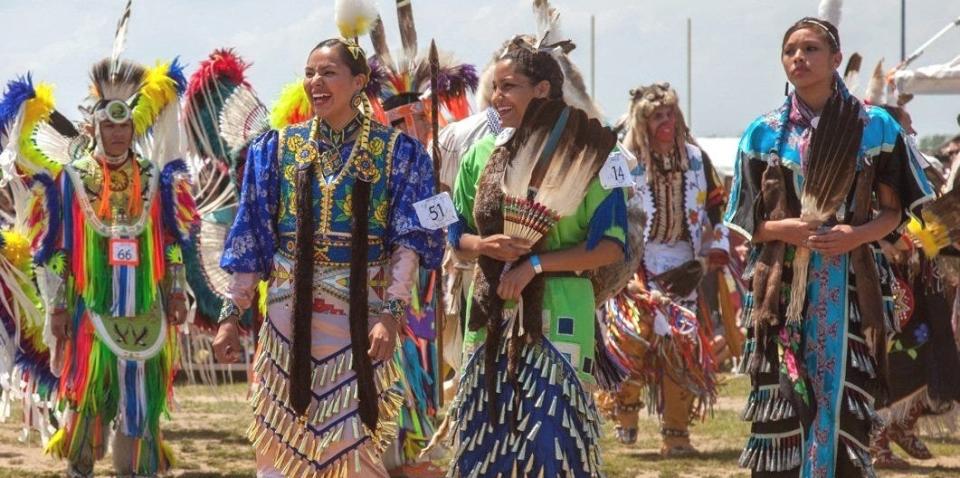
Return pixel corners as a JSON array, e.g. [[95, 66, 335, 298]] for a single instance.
[[725, 18, 934, 477], [445, 40, 627, 477]]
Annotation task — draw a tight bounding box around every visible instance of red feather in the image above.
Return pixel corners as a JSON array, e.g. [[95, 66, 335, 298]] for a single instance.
[[185, 48, 250, 100]]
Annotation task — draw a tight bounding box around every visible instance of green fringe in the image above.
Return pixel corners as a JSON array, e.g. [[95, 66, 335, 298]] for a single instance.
[[63, 330, 174, 474], [80, 219, 159, 316], [78, 338, 119, 419]]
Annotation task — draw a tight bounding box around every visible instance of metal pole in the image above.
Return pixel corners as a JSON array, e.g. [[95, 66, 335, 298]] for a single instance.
[[591, 15, 596, 99], [687, 17, 692, 128], [901, 0, 906, 62]]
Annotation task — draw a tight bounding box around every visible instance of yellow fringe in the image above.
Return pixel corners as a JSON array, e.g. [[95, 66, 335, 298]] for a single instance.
[[43, 428, 68, 459]]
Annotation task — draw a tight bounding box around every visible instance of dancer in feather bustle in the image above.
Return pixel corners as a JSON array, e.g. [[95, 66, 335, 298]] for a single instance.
[[0, 75, 63, 450], [213, 34, 443, 477], [861, 71, 960, 468], [596, 83, 728, 456], [725, 17, 934, 477], [444, 36, 627, 477], [180, 49, 269, 334], [26, 51, 197, 476]]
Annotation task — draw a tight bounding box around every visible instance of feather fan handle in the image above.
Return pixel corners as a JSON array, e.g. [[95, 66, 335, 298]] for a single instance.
[[532, 0, 563, 49], [786, 94, 863, 323], [111, 0, 133, 78]]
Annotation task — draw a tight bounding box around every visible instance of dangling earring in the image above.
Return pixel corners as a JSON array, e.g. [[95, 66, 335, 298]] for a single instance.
[[351, 93, 363, 110], [784, 82, 790, 96]]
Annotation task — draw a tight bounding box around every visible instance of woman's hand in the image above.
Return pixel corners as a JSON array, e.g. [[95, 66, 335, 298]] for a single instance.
[[213, 317, 243, 363], [807, 224, 864, 257], [771, 218, 818, 247], [478, 234, 532, 262], [368, 315, 400, 362], [497, 260, 537, 301]]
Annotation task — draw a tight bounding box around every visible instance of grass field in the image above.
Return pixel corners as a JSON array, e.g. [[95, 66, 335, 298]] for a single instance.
[[1, 374, 959, 477]]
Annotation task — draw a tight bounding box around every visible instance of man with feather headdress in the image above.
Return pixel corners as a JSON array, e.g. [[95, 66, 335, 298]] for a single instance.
[[2, 36, 197, 478], [0, 8, 195, 478], [596, 82, 728, 456]]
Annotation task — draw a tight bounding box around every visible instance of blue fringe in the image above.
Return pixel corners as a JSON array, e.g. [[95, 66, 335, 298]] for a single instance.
[[0, 305, 58, 397], [451, 340, 603, 477], [160, 159, 190, 247], [585, 188, 629, 257], [62, 173, 74, 259], [31, 173, 61, 265], [0, 73, 35, 142]]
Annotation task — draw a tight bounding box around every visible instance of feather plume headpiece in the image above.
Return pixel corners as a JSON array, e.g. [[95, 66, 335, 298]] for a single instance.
[[476, 1, 601, 119], [817, 0, 843, 28], [183, 49, 267, 163], [365, 0, 479, 130], [335, 0, 378, 39]]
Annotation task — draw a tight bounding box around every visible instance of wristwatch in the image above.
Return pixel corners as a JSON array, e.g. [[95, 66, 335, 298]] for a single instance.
[[530, 254, 543, 275], [381, 298, 406, 325], [218, 301, 241, 324]]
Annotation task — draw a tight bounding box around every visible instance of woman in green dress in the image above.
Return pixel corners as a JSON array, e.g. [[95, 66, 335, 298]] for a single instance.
[[445, 40, 628, 477]]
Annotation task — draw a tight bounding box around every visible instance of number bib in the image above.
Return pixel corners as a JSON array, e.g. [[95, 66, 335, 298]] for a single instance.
[[109, 237, 140, 266], [414, 192, 458, 230], [599, 154, 634, 190]]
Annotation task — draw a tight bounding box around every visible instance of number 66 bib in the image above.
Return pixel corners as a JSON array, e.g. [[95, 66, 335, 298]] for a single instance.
[[109, 237, 140, 266]]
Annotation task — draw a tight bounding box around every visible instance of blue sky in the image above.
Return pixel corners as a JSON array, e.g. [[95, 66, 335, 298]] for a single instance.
[[1, 0, 957, 138]]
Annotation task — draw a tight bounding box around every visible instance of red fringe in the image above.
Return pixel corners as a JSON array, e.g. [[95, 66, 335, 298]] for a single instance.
[[151, 200, 165, 284], [72, 199, 85, 291]]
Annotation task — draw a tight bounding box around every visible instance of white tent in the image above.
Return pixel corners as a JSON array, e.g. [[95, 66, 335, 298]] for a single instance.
[[696, 137, 740, 178], [894, 54, 960, 95]]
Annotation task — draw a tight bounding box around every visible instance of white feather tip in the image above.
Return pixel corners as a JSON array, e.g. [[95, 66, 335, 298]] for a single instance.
[[335, 0, 379, 39], [817, 0, 843, 27]]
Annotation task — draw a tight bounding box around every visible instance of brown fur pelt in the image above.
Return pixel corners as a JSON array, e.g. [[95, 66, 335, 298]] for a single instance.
[[589, 201, 646, 306], [848, 163, 889, 393], [750, 162, 792, 327]]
